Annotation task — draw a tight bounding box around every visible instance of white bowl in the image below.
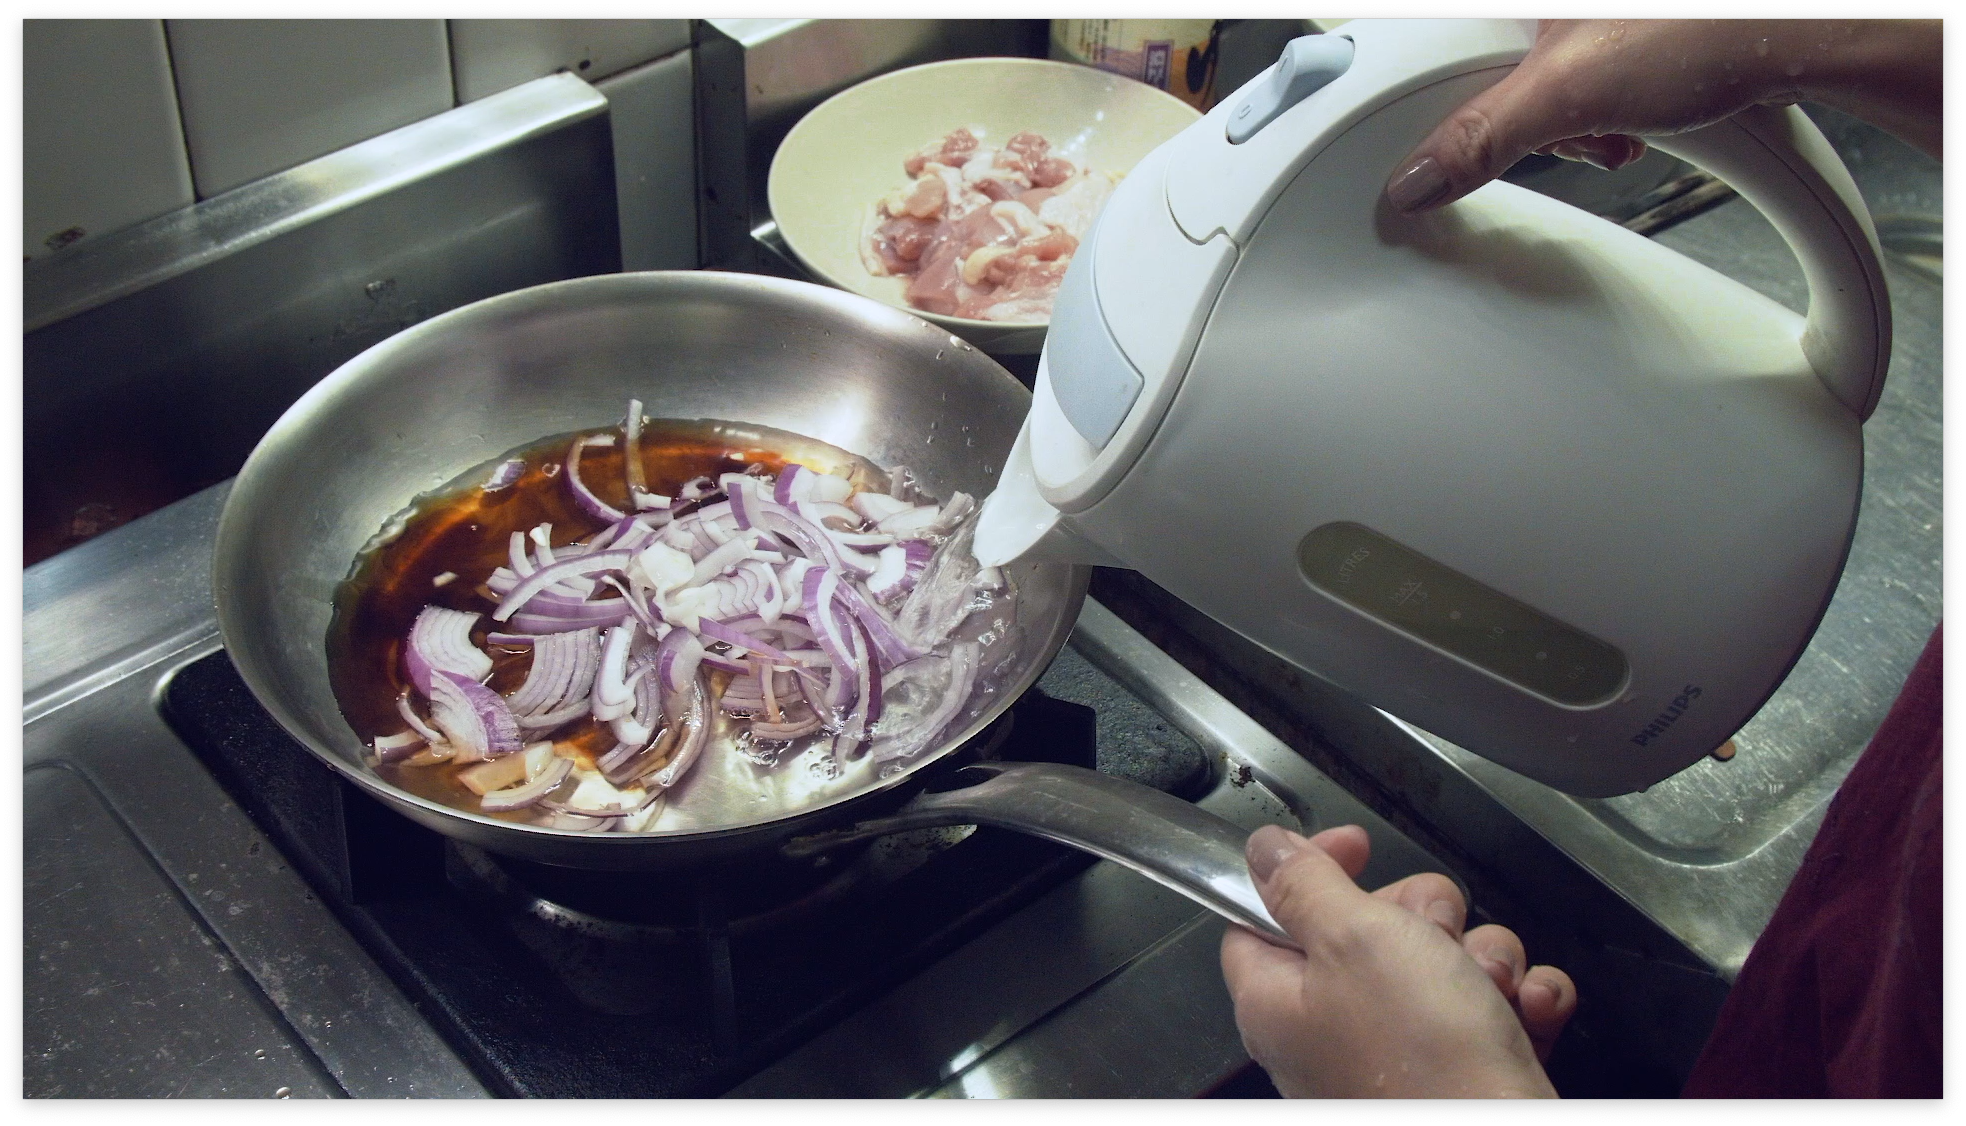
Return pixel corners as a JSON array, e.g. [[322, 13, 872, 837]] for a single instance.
[[768, 56, 1201, 355]]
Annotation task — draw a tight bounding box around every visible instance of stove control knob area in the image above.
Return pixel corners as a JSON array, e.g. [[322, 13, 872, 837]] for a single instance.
[[1226, 35, 1356, 144]]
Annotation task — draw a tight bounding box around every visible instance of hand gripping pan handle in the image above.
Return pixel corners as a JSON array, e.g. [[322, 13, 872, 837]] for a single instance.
[[784, 760, 1299, 950]]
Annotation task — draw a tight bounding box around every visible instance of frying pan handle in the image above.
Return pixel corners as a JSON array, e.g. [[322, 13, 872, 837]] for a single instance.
[[784, 760, 1300, 950]]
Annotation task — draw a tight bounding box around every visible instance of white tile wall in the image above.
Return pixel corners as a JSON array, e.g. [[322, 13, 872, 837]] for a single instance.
[[450, 19, 691, 103], [23, 20, 195, 262], [25, 18, 703, 271], [597, 50, 698, 271], [167, 19, 454, 198]]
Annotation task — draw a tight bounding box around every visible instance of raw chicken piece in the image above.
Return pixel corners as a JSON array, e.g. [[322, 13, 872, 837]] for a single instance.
[[863, 128, 1119, 323], [903, 128, 979, 176]]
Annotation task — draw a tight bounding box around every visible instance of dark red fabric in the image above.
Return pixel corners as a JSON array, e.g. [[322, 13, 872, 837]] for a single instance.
[[1681, 625, 1942, 1098]]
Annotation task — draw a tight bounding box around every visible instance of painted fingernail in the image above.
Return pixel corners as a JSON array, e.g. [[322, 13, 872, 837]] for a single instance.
[[1246, 824, 1300, 882], [1425, 898, 1460, 931], [1386, 156, 1451, 213]]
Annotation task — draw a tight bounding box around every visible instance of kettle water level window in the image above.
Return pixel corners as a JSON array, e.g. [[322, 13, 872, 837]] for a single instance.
[[1296, 522, 1627, 707]]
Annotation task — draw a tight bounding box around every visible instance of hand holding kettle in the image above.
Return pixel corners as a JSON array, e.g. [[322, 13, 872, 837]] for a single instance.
[[1386, 18, 1941, 214]]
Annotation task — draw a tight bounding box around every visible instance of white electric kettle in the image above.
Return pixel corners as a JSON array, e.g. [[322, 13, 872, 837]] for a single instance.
[[973, 18, 1890, 797]]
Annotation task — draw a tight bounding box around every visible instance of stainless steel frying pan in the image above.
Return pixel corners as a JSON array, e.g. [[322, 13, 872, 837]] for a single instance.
[[213, 271, 1289, 946]]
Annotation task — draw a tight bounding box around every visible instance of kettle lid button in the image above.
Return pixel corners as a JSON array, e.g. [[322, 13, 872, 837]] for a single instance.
[[1226, 34, 1355, 145]]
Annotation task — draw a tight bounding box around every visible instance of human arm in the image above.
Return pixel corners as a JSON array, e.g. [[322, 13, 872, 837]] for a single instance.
[[1219, 823, 1576, 1097], [1385, 19, 1942, 214]]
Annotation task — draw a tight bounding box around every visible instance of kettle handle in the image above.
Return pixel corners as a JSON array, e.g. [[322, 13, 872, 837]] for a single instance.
[[1640, 105, 1891, 420]]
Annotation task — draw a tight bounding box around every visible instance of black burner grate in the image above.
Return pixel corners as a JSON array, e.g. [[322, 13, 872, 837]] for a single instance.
[[161, 650, 1203, 1097]]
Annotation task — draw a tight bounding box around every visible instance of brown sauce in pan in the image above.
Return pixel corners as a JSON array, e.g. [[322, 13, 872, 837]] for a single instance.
[[326, 418, 885, 817]]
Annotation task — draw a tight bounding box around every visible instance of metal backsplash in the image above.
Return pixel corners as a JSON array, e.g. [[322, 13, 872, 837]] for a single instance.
[[23, 73, 620, 565]]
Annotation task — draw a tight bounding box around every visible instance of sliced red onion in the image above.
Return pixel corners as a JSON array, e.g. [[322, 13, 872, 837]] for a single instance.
[[405, 606, 491, 695], [506, 606, 631, 635], [689, 533, 760, 588], [794, 499, 862, 530], [622, 397, 647, 494], [895, 532, 989, 652], [774, 464, 810, 505], [749, 560, 785, 623], [626, 661, 663, 738], [591, 620, 640, 721], [486, 632, 535, 647], [566, 434, 627, 523], [749, 498, 841, 569], [429, 670, 523, 763], [781, 559, 813, 614], [679, 475, 714, 501], [609, 652, 661, 746], [649, 673, 709, 790], [850, 491, 915, 523], [372, 730, 426, 763], [613, 519, 658, 554], [803, 569, 859, 709], [696, 507, 739, 549], [492, 550, 634, 621], [696, 616, 796, 664], [752, 713, 823, 741], [807, 472, 853, 504], [873, 641, 979, 764], [757, 656, 783, 722], [834, 545, 881, 578], [484, 458, 526, 491], [516, 698, 592, 733], [481, 755, 573, 812], [586, 515, 636, 554], [529, 530, 596, 598], [598, 574, 665, 634], [700, 650, 751, 675], [547, 782, 661, 818], [866, 544, 908, 602], [877, 504, 943, 538], [596, 740, 642, 775], [506, 627, 600, 718], [488, 569, 612, 611], [828, 531, 897, 549], [786, 500, 880, 577], [933, 492, 977, 533], [832, 620, 881, 759], [820, 569, 924, 667], [723, 474, 758, 529], [655, 626, 706, 708], [396, 692, 446, 744]]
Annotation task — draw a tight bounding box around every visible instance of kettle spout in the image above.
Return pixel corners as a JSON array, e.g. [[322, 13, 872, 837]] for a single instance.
[[973, 426, 1126, 569]]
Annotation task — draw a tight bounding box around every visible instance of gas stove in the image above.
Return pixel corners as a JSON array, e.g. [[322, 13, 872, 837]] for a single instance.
[[24, 481, 1455, 1098]]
